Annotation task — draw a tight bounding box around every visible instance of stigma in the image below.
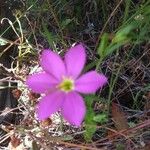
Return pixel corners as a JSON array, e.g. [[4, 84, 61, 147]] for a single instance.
[[58, 77, 74, 92]]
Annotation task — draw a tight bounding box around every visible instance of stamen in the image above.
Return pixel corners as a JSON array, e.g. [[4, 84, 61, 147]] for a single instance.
[[58, 78, 74, 92]]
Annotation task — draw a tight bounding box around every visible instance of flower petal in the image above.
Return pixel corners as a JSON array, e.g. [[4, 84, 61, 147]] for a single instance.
[[61, 92, 86, 126], [40, 49, 66, 80], [26, 72, 58, 93], [37, 91, 65, 120], [75, 71, 107, 94], [65, 44, 86, 78]]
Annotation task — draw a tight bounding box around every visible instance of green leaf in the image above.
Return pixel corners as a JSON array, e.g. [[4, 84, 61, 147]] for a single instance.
[[104, 42, 123, 57], [97, 33, 109, 58], [93, 113, 108, 123], [42, 23, 56, 49], [61, 18, 73, 30], [112, 24, 135, 44]]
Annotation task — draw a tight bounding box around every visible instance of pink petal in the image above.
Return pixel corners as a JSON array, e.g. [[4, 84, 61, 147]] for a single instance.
[[26, 72, 58, 93], [40, 49, 66, 80], [65, 44, 86, 79], [61, 92, 86, 126], [75, 71, 107, 94], [37, 91, 65, 120]]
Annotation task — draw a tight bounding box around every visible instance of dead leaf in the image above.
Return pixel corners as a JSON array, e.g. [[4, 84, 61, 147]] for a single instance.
[[40, 118, 52, 127], [12, 89, 22, 99], [10, 135, 21, 148], [111, 102, 129, 130]]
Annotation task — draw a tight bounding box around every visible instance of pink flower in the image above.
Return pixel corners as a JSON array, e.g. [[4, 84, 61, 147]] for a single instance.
[[26, 44, 107, 126]]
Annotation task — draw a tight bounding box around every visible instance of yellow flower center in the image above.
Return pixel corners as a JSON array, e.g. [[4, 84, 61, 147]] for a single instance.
[[58, 78, 74, 92]]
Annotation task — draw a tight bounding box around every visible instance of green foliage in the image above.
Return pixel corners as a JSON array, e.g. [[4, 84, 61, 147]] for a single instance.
[[97, 23, 136, 60], [84, 96, 108, 141], [84, 95, 97, 141], [93, 113, 108, 123], [96, 2, 150, 73], [60, 18, 73, 30], [97, 33, 109, 58], [42, 23, 56, 50], [112, 25, 134, 44]]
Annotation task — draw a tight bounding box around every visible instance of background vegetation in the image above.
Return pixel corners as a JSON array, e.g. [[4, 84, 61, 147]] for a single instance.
[[0, 0, 150, 149]]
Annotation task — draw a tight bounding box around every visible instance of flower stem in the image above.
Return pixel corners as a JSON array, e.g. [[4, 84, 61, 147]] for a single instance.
[[96, 57, 103, 71]]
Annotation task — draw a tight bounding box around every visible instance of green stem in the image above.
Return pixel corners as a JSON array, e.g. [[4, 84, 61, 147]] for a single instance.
[[107, 66, 122, 115], [96, 57, 103, 71]]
